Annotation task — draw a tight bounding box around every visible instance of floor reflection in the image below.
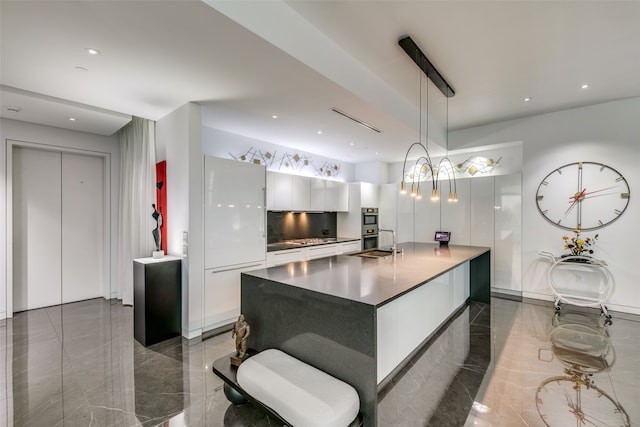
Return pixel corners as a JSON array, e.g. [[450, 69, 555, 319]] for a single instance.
[[1, 297, 639, 426], [535, 309, 629, 426], [134, 337, 185, 425]]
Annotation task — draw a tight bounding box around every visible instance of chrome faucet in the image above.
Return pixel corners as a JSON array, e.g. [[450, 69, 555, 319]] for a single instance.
[[378, 228, 397, 261]]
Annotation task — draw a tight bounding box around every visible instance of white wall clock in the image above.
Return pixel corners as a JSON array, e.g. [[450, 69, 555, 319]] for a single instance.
[[536, 162, 631, 231]]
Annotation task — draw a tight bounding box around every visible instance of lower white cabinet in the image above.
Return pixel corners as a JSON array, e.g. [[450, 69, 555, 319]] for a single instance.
[[306, 244, 337, 260], [204, 261, 265, 332], [266, 248, 306, 267], [340, 240, 361, 254], [267, 241, 361, 267]]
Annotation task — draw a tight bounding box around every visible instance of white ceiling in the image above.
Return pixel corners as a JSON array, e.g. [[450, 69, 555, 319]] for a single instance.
[[2, 1, 639, 163]]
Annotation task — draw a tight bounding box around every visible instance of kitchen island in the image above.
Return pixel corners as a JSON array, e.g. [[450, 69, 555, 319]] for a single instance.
[[240, 242, 490, 426]]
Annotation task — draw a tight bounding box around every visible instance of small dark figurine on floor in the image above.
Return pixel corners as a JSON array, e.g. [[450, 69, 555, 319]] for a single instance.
[[230, 314, 250, 366]]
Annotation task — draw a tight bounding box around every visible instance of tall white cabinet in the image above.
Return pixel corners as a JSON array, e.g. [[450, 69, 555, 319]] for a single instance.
[[379, 174, 522, 293], [203, 156, 266, 331]]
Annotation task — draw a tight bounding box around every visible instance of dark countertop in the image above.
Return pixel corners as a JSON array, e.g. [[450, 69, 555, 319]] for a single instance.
[[267, 236, 360, 252], [245, 242, 490, 307]]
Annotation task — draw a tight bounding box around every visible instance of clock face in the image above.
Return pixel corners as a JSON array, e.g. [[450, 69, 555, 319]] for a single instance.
[[536, 162, 631, 231], [536, 375, 630, 426]]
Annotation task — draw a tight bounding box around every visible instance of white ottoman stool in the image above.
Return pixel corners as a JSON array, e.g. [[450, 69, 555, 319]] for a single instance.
[[236, 349, 360, 427]]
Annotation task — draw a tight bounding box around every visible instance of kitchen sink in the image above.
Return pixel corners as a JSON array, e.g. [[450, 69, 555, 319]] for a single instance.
[[349, 249, 395, 258]]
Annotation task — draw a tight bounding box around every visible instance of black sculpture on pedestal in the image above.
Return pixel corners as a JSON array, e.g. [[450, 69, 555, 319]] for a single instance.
[[152, 204, 163, 252]]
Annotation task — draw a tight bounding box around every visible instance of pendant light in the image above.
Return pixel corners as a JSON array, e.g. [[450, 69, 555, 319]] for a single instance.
[[398, 36, 456, 203], [436, 93, 458, 202]]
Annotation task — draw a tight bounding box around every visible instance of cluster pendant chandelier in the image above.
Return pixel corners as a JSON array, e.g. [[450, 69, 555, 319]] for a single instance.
[[398, 36, 457, 203]]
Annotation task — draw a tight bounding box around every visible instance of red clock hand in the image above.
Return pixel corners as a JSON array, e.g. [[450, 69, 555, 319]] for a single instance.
[[564, 188, 586, 216], [581, 186, 617, 197]]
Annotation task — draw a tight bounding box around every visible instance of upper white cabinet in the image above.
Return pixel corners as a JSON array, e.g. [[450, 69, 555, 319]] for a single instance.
[[310, 178, 326, 211], [325, 180, 339, 211], [267, 171, 293, 211], [266, 172, 275, 209], [310, 178, 348, 212], [360, 182, 379, 208], [325, 181, 349, 212], [204, 157, 266, 269], [268, 172, 348, 212], [292, 176, 310, 211], [337, 182, 349, 212]]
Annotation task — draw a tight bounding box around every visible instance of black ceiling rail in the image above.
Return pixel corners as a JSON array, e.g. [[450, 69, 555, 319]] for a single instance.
[[398, 36, 455, 98]]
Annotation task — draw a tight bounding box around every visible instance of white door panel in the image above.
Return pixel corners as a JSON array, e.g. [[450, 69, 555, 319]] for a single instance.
[[12, 147, 105, 312], [442, 178, 471, 245], [62, 153, 104, 303], [470, 177, 495, 247], [13, 147, 62, 311]]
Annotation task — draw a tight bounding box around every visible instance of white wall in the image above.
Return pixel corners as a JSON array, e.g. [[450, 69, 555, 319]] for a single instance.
[[449, 97, 640, 314], [156, 103, 204, 339], [0, 118, 119, 319], [355, 161, 388, 185]]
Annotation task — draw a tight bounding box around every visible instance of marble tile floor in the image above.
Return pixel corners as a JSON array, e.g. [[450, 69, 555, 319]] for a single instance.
[[1, 297, 638, 427]]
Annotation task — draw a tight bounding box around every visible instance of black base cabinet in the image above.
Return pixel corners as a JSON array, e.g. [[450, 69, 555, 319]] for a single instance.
[[133, 256, 182, 346]]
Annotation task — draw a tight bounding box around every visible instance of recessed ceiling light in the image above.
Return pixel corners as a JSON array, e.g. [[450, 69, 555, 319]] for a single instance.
[[523, 97, 532, 102], [272, 115, 278, 119], [86, 48, 100, 55], [317, 131, 323, 135], [349, 142, 356, 146], [581, 83, 590, 89], [68, 117, 76, 122], [375, 151, 380, 155]]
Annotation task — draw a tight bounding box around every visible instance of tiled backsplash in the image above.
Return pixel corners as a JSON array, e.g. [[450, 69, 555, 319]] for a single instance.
[[267, 211, 337, 243]]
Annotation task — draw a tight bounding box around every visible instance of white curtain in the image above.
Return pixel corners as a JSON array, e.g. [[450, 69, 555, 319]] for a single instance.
[[117, 117, 156, 306]]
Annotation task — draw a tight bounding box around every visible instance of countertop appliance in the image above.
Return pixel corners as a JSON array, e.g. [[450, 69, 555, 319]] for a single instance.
[[362, 207, 378, 250]]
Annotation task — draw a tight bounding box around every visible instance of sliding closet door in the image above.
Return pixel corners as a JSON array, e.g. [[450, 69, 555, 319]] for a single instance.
[[13, 147, 105, 311], [61, 153, 104, 303], [12, 147, 63, 311]]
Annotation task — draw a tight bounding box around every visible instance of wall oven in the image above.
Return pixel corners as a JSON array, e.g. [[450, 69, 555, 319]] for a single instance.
[[361, 208, 378, 250], [362, 207, 378, 226]]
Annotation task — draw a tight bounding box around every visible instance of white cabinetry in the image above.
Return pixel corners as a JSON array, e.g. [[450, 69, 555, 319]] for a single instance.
[[204, 261, 265, 332], [493, 174, 522, 293], [306, 244, 337, 260], [266, 248, 306, 267], [470, 177, 494, 247], [441, 178, 471, 244], [337, 182, 349, 212], [309, 178, 349, 212], [310, 178, 326, 211], [360, 182, 379, 208], [266, 241, 359, 267], [267, 171, 293, 211], [325, 181, 349, 212], [338, 182, 379, 239], [266, 172, 275, 209], [325, 180, 338, 211], [292, 176, 310, 211], [203, 156, 266, 330], [339, 240, 361, 254], [268, 173, 347, 212]]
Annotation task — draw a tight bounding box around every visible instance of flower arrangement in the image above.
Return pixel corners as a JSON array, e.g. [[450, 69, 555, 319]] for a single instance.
[[562, 229, 598, 256]]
